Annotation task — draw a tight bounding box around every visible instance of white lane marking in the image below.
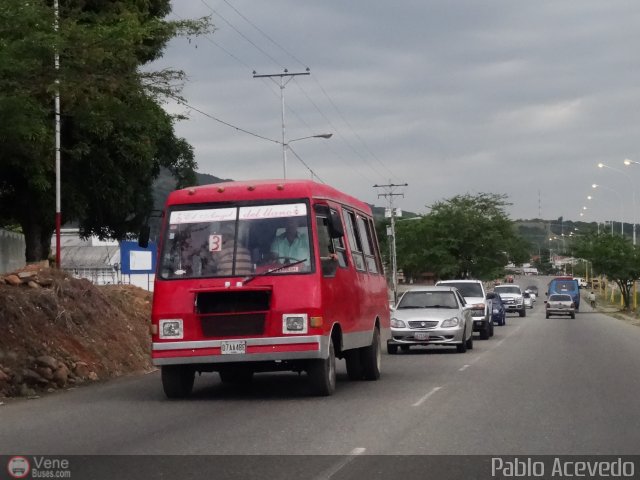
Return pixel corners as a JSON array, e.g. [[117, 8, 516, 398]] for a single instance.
[[312, 447, 366, 480], [459, 364, 470, 371], [412, 386, 442, 407]]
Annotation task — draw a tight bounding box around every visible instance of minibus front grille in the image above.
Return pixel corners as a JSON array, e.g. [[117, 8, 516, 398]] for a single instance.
[[196, 290, 271, 314], [200, 313, 266, 337]]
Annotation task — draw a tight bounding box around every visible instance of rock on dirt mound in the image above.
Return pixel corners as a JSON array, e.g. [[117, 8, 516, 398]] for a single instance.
[[0, 266, 152, 398]]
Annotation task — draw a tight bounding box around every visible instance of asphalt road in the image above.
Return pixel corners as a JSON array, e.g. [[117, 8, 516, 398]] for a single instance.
[[2, 276, 640, 477]]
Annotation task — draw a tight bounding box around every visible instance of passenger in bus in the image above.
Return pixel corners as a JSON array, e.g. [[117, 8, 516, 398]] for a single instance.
[[214, 225, 253, 276], [270, 217, 310, 267]]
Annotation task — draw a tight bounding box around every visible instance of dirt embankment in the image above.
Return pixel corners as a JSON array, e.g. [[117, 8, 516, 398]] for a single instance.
[[0, 266, 152, 398]]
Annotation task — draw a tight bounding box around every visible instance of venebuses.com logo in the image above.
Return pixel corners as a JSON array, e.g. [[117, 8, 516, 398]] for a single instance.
[[7, 456, 30, 479]]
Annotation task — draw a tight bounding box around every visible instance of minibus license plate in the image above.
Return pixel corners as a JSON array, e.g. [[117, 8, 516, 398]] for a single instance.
[[415, 332, 429, 340], [221, 341, 246, 354]]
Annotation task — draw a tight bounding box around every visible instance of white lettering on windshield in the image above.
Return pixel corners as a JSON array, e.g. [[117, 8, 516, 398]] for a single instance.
[[239, 203, 307, 220]]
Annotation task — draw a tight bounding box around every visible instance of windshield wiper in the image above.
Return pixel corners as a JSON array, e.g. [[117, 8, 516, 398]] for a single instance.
[[242, 258, 307, 286]]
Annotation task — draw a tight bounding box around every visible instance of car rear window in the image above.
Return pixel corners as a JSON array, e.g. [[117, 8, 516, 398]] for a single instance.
[[438, 282, 482, 297], [397, 291, 459, 309], [495, 286, 521, 294], [552, 281, 578, 291], [549, 294, 572, 301]]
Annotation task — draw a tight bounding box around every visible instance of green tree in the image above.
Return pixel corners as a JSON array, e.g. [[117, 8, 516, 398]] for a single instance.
[[395, 193, 528, 280], [574, 234, 640, 311], [0, 0, 212, 261]]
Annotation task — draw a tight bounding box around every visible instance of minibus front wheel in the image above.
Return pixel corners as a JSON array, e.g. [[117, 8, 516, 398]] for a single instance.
[[308, 339, 336, 396], [161, 365, 195, 399]]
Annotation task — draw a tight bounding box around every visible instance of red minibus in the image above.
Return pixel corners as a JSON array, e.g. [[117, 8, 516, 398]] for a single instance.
[[150, 180, 390, 397]]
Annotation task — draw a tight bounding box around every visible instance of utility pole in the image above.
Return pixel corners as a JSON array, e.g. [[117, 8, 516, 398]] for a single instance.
[[54, 0, 62, 268], [253, 69, 310, 179], [374, 182, 408, 304]]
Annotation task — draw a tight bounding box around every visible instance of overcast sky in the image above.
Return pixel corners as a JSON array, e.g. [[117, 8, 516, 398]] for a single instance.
[[155, 1, 640, 225]]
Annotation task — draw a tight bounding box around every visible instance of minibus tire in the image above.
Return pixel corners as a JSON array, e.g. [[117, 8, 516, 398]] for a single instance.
[[161, 365, 195, 399], [308, 340, 336, 396], [360, 328, 381, 381], [345, 350, 364, 380]]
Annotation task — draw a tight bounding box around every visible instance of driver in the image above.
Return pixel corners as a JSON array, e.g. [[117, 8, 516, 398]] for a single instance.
[[270, 217, 310, 266]]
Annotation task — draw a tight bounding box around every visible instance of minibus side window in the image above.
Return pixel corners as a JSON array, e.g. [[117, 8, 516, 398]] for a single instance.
[[357, 215, 378, 274], [344, 210, 366, 272], [330, 209, 348, 268], [368, 217, 384, 274], [316, 215, 340, 277]]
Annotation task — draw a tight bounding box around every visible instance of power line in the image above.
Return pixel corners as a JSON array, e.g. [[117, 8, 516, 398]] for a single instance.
[[194, 2, 387, 183], [200, 0, 284, 69], [219, 0, 309, 70], [167, 94, 280, 145], [311, 75, 400, 181], [288, 145, 325, 183], [293, 78, 388, 179]]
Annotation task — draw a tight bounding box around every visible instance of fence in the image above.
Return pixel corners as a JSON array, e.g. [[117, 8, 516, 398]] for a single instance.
[[0, 229, 25, 274]]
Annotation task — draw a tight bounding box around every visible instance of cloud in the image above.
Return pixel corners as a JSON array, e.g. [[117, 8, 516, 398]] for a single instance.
[[155, 0, 640, 223]]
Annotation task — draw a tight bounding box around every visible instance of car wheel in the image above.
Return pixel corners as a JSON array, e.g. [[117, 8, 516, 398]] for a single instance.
[[489, 321, 494, 337], [345, 349, 363, 380], [161, 365, 195, 399], [456, 340, 467, 353], [465, 332, 474, 350], [219, 369, 254, 385], [571, 312, 576, 319], [387, 343, 398, 355], [480, 322, 490, 340], [501, 313, 506, 326], [545, 313, 550, 319], [360, 328, 381, 380], [519, 308, 526, 318], [308, 338, 336, 396]]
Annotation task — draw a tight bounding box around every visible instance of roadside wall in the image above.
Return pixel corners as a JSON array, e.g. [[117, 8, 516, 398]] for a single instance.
[[0, 229, 25, 274]]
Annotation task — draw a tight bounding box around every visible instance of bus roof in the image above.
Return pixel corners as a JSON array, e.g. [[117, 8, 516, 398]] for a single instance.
[[165, 179, 373, 214]]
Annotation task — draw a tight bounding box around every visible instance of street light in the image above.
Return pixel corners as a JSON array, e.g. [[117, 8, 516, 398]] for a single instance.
[[599, 162, 636, 243], [592, 183, 624, 236], [623, 158, 640, 244], [283, 133, 333, 179]]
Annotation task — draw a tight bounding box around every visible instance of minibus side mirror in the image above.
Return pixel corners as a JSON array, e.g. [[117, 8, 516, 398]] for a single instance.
[[329, 210, 344, 239], [138, 225, 150, 248]]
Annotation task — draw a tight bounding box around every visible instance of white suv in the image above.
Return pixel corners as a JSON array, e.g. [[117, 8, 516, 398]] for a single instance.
[[494, 284, 526, 317], [435, 279, 493, 339]]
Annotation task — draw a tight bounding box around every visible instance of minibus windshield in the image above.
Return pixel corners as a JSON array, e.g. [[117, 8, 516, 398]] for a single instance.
[[158, 202, 313, 279]]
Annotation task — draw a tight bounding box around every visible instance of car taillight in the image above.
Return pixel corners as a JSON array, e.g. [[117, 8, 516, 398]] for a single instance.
[[570, 302, 575, 308]]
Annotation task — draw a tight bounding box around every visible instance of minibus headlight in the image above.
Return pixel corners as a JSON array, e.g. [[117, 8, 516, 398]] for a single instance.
[[283, 314, 308, 334], [159, 319, 183, 339]]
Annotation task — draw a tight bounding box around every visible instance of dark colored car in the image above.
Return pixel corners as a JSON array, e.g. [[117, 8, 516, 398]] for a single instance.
[[487, 292, 506, 326]]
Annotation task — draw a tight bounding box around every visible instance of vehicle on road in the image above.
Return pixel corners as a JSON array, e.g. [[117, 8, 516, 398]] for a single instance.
[[573, 277, 588, 288], [548, 277, 580, 311], [545, 294, 576, 318], [388, 286, 473, 353], [523, 291, 533, 309], [148, 180, 390, 398], [486, 291, 506, 326], [493, 284, 526, 317], [435, 279, 493, 339], [525, 285, 539, 297]]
